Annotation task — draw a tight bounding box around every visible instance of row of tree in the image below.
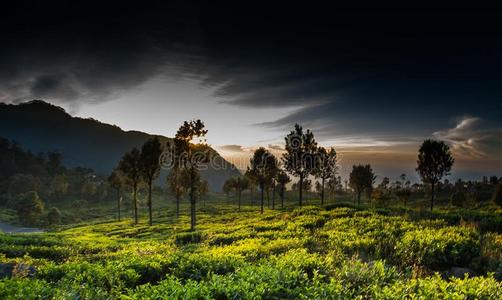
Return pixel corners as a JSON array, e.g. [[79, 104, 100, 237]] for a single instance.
[[110, 121, 501, 231], [224, 129, 458, 213], [110, 120, 209, 230]]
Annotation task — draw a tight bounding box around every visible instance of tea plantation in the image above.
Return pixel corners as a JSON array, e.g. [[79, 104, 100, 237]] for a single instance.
[[1, 204, 502, 299]]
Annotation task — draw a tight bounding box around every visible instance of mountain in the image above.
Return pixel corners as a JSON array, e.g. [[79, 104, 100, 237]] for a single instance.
[[0, 100, 241, 191]]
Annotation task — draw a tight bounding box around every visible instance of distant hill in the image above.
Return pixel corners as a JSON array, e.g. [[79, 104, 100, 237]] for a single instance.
[[0, 100, 241, 191]]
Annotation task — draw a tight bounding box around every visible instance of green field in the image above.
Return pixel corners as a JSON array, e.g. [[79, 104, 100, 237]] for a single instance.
[[1, 193, 502, 299]]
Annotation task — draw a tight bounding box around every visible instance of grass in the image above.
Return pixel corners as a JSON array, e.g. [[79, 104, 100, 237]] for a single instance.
[[0, 192, 502, 299]]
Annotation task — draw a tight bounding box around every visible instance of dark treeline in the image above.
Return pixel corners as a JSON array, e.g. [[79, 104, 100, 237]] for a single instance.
[[0, 137, 109, 225], [2, 120, 502, 230], [223, 124, 502, 217]]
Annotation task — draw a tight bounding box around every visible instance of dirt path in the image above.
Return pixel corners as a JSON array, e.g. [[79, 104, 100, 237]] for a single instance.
[[0, 222, 44, 234]]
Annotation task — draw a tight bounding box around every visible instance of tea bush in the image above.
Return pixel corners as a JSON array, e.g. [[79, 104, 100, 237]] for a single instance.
[[1, 205, 501, 298], [396, 226, 480, 270]]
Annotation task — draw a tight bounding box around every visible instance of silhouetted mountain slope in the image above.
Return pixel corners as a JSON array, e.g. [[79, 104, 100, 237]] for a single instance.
[[0, 100, 240, 191]]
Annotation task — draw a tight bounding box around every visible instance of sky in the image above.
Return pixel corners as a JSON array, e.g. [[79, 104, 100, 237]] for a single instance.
[[1, 2, 502, 181]]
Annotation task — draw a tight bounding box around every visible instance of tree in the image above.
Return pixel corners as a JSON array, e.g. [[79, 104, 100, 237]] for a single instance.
[[283, 124, 317, 206], [7, 174, 42, 202], [394, 174, 411, 206], [140, 137, 163, 226], [229, 176, 249, 210], [167, 168, 187, 218], [416, 139, 454, 211], [169, 120, 208, 231], [47, 207, 61, 225], [276, 171, 290, 208], [244, 170, 258, 204], [349, 164, 376, 205], [222, 178, 234, 199], [451, 190, 466, 208], [314, 147, 337, 205], [118, 148, 142, 224], [199, 180, 209, 207], [492, 183, 502, 208], [108, 169, 125, 221], [80, 180, 97, 201], [248, 147, 278, 214], [15, 191, 44, 225], [46, 151, 64, 175]]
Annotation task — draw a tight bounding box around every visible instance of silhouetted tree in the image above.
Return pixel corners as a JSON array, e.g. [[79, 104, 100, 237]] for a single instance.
[[108, 169, 125, 221], [118, 148, 142, 224], [492, 183, 502, 208], [231, 176, 250, 210], [140, 137, 163, 226], [167, 167, 187, 218], [283, 124, 317, 206], [314, 147, 337, 205], [248, 147, 278, 214], [394, 174, 411, 206], [222, 178, 234, 199], [416, 139, 454, 211], [244, 170, 258, 204], [276, 171, 290, 208], [170, 120, 208, 231], [349, 164, 376, 205]]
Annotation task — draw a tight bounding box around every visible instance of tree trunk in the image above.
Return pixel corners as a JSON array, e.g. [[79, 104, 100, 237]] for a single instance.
[[250, 187, 254, 205], [148, 180, 153, 226], [260, 186, 264, 214], [357, 190, 361, 206], [190, 168, 196, 231], [238, 188, 242, 211], [133, 182, 138, 224], [430, 181, 435, 211], [280, 187, 285, 208], [272, 181, 276, 209], [321, 177, 325, 206], [299, 174, 303, 206], [175, 195, 180, 218], [116, 188, 121, 221]]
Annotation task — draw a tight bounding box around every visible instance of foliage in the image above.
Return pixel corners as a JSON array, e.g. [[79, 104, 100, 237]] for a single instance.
[[416, 139, 454, 211], [396, 226, 480, 270], [1, 203, 502, 298], [14, 191, 44, 225], [248, 147, 278, 213], [47, 207, 62, 225], [451, 190, 467, 208], [349, 164, 376, 205], [282, 123, 317, 206], [118, 148, 142, 224], [493, 183, 502, 208]]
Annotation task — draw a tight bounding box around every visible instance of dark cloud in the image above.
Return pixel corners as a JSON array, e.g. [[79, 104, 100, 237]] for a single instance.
[[1, 1, 501, 139]]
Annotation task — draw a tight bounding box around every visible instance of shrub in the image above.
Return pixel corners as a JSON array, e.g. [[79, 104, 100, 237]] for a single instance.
[[380, 274, 502, 299], [13, 191, 44, 225], [47, 207, 62, 225], [450, 191, 466, 208], [396, 226, 480, 270], [174, 231, 202, 245], [493, 183, 502, 208]]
